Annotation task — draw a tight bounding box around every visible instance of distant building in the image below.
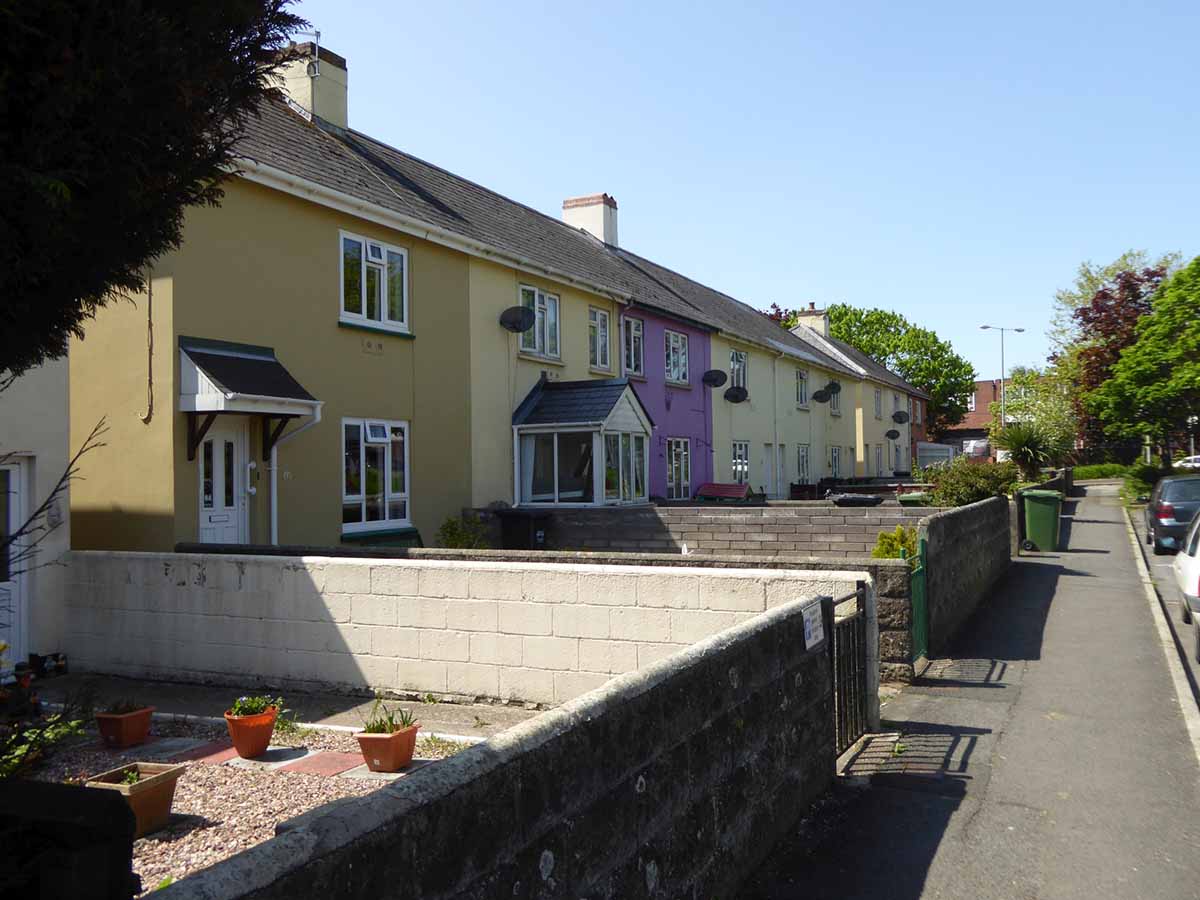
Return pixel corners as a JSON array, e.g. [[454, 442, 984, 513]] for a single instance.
[[941, 379, 1009, 455]]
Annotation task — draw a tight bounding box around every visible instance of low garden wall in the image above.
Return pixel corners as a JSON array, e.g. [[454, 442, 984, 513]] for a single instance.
[[919, 496, 1012, 653], [479, 503, 942, 558], [65, 552, 871, 704], [161, 597, 835, 900]]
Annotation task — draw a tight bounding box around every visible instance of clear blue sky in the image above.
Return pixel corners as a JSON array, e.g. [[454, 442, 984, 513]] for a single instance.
[[289, 0, 1196, 380]]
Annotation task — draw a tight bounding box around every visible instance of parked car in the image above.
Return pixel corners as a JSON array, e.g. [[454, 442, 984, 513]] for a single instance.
[[1172, 512, 1200, 662], [1176, 455, 1200, 470], [1143, 476, 1200, 554]]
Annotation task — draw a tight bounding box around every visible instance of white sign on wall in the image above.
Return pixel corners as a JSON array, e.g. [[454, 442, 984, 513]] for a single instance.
[[801, 598, 825, 650]]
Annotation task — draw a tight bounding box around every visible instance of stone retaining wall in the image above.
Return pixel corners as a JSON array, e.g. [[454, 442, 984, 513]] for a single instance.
[[161, 597, 835, 900], [65, 552, 867, 704]]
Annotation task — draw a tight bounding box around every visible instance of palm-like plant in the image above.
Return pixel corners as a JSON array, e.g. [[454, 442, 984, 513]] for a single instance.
[[994, 423, 1057, 481]]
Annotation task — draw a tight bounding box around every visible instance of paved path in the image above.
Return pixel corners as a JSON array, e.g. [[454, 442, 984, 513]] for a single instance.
[[742, 484, 1200, 900]]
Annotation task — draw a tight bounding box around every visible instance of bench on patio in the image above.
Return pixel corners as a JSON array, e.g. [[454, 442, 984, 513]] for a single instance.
[[694, 482, 752, 502]]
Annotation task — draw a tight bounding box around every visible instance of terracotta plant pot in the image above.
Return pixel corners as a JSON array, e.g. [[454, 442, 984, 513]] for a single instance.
[[224, 707, 278, 759], [85, 762, 185, 838], [355, 724, 420, 773], [95, 706, 155, 749]]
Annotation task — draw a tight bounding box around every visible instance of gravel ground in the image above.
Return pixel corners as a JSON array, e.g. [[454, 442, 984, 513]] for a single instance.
[[24, 717, 470, 894]]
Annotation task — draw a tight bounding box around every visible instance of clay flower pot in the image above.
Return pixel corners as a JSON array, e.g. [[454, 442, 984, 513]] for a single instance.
[[85, 762, 185, 838], [95, 706, 155, 749], [224, 706, 279, 759], [356, 724, 420, 773]]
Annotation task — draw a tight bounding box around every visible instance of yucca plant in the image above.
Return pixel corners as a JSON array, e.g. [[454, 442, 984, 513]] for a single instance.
[[994, 423, 1057, 482]]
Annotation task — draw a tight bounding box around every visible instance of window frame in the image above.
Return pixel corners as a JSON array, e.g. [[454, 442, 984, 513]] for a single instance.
[[666, 438, 692, 500], [796, 369, 809, 406], [341, 417, 411, 535], [588, 307, 611, 370], [732, 440, 751, 484], [516, 427, 648, 506], [967, 394, 976, 412], [830, 445, 842, 479], [730, 350, 748, 390], [518, 284, 561, 359], [874, 388, 882, 419], [623, 317, 645, 377], [830, 387, 841, 415], [797, 443, 811, 483], [339, 230, 409, 333], [665, 330, 690, 385]]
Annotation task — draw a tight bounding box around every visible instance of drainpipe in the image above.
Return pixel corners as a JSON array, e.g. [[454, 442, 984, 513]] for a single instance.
[[772, 349, 784, 498], [270, 402, 323, 545]]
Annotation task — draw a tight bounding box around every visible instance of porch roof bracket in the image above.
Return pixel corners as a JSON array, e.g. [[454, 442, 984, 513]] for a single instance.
[[262, 415, 295, 461], [187, 411, 219, 461]]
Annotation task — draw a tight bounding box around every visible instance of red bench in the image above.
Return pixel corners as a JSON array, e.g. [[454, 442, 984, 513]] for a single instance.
[[694, 482, 752, 501]]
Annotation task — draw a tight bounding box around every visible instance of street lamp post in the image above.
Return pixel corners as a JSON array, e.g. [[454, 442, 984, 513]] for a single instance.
[[980, 325, 1025, 427]]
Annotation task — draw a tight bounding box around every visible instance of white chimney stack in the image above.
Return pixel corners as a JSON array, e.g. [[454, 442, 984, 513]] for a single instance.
[[275, 42, 349, 129], [791, 302, 830, 337], [562, 194, 619, 247]]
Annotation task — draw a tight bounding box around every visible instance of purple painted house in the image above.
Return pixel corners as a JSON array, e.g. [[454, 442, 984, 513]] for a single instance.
[[616, 306, 714, 500]]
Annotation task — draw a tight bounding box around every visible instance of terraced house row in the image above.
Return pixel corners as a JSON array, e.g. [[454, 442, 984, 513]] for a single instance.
[[69, 43, 928, 552]]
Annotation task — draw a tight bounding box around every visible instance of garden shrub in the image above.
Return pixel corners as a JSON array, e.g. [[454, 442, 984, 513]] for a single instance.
[[925, 457, 1020, 507], [1072, 463, 1130, 480], [435, 513, 492, 549], [872, 525, 918, 567]]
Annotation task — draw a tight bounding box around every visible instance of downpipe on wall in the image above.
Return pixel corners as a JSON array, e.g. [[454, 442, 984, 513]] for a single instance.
[[270, 402, 323, 545]]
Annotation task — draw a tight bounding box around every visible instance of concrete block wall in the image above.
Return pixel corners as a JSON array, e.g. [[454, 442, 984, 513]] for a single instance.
[[162, 596, 835, 900], [919, 496, 1012, 653], [64, 552, 861, 705]]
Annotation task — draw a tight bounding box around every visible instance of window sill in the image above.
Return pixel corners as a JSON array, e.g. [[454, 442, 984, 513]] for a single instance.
[[665, 380, 692, 390], [338, 320, 415, 339], [518, 352, 565, 367], [589, 366, 615, 377], [624, 372, 647, 382], [796, 404, 810, 411], [342, 522, 414, 538]]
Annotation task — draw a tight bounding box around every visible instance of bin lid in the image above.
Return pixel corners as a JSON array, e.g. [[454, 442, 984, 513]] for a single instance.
[[1023, 489, 1063, 499]]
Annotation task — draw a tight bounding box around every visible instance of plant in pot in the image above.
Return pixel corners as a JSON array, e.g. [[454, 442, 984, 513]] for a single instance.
[[224, 695, 283, 759], [84, 761, 185, 837], [95, 698, 155, 749], [355, 699, 420, 773]]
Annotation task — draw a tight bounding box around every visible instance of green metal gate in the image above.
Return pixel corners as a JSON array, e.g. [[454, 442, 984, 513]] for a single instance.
[[907, 537, 929, 661]]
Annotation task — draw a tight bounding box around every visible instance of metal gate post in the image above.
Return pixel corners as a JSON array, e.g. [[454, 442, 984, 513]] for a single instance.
[[861, 579, 880, 731]]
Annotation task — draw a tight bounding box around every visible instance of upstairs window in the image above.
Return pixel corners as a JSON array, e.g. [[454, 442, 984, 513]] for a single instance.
[[893, 392, 901, 413], [665, 331, 689, 384], [589, 308, 611, 369], [730, 350, 748, 390], [967, 394, 976, 412], [519, 285, 560, 358], [796, 369, 808, 405], [340, 233, 407, 331], [830, 388, 841, 415], [624, 317, 644, 376], [912, 399, 923, 425], [874, 389, 882, 419]]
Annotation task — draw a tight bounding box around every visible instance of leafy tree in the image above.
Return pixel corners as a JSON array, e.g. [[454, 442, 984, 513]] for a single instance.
[[986, 365, 1076, 458], [1089, 257, 1200, 465], [768, 304, 977, 438], [0, 0, 305, 381]]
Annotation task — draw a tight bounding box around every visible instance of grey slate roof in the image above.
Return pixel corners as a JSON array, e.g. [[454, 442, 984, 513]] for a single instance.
[[235, 100, 908, 387], [180, 336, 316, 401], [788, 326, 930, 400], [512, 378, 652, 428]]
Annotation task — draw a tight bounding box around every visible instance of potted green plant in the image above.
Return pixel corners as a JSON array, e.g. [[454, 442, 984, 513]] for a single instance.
[[355, 699, 420, 773], [95, 699, 155, 749], [84, 761, 185, 837], [223, 695, 282, 759]]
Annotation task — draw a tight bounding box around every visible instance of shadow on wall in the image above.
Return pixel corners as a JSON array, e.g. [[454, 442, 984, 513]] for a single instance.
[[71, 510, 177, 553]]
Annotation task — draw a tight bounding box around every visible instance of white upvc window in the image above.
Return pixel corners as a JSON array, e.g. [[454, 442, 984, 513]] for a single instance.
[[830, 387, 841, 415], [730, 350, 748, 390], [623, 317, 644, 376], [967, 393, 976, 412], [518, 285, 560, 358], [912, 398, 923, 425], [602, 432, 648, 503], [874, 389, 882, 419], [796, 369, 808, 406], [340, 232, 408, 332], [342, 418, 410, 533], [589, 308, 611, 369], [797, 443, 811, 483], [876, 444, 884, 476], [665, 330, 689, 384], [732, 441, 750, 484], [667, 438, 691, 500], [830, 446, 842, 479], [895, 441, 905, 471], [893, 392, 901, 413]]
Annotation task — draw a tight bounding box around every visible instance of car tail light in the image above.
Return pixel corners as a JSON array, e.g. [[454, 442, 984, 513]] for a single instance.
[[1156, 502, 1176, 522]]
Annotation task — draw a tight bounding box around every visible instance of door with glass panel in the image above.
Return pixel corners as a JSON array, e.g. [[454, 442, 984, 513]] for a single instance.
[[198, 420, 249, 543], [667, 439, 691, 500], [0, 464, 25, 675]]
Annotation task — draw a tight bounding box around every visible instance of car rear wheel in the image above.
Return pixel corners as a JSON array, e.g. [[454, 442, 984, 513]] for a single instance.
[[1153, 538, 1169, 556], [1184, 600, 1193, 625], [1194, 620, 1200, 665]]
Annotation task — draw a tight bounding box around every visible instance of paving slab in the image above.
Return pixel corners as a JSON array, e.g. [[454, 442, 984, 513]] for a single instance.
[[170, 739, 236, 764], [278, 751, 363, 776], [224, 746, 312, 770], [339, 758, 434, 781]]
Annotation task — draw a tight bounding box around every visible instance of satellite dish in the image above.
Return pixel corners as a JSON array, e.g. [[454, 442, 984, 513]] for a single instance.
[[892, 410, 910, 424], [723, 386, 748, 403], [812, 389, 830, 404], [702, 369, 728, 388], [826, 381, 842, 395], [499, 306, 536, 333], [885, 429, 901, 440]]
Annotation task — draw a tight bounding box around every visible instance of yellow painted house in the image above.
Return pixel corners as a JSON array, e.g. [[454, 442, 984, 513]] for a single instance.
[[69, 43, 928, 552]]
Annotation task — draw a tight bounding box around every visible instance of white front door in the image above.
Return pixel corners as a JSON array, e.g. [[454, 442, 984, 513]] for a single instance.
[[0, 463, 26, 676], [199, 420, 250, 543]]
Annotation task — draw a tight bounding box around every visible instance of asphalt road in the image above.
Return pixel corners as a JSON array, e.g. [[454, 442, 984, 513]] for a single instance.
[[741, 483, 1200, 900], [1129, 502, 1200, 703]]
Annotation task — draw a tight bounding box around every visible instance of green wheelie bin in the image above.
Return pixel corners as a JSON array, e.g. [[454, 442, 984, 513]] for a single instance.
[[1022, 489, 1063, 552]]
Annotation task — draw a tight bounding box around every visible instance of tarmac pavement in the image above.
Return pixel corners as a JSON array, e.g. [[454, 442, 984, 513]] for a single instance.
[[741, 483, 1200, 900]]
